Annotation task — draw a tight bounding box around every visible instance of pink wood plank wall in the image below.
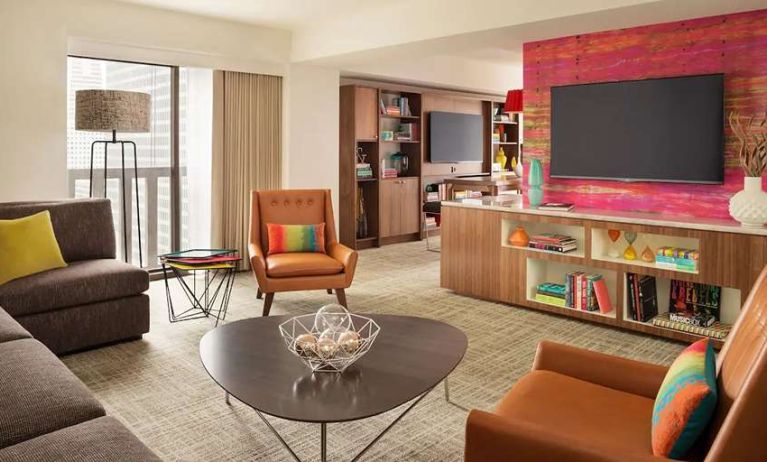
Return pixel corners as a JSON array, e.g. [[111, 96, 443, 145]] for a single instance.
[[523, 9, 767, 218]]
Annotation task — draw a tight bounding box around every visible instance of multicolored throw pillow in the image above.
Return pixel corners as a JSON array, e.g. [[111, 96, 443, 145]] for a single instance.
[[652, 338, 717, 459], [267, 223, 326, 255]]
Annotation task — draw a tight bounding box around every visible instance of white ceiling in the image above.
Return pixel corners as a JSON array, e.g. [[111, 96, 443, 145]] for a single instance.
[[113, 0, 375, 29], [112, 0, 766, 93]]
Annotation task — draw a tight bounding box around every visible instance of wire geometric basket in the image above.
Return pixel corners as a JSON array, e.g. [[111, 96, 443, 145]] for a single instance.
[[279, 309, 381, 373]]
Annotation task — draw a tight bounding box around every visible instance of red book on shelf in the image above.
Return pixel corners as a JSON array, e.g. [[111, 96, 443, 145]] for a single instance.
[[593, 279, 613, 314]]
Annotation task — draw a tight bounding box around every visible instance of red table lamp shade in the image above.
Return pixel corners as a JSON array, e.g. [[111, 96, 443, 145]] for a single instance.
[[504, 89, 523, 113]]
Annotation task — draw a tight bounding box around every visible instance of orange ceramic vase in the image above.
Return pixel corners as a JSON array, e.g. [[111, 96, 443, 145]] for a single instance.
[[509, 226, 530, 247]]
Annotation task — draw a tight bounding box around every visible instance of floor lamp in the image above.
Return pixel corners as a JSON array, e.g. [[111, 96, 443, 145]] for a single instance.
[[75, 89, 151, 267]]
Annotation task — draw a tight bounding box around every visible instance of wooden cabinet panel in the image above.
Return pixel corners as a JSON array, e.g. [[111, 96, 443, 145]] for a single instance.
[[354, 87, 378, 141], [379, 180, 398, 238], [379, 178, 420, 237], [400, 178, 420, 235], [440, 206, 502, 300]]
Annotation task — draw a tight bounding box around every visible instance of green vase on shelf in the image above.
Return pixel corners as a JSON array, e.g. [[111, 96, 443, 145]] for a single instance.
[[528, 159, 543, 208]]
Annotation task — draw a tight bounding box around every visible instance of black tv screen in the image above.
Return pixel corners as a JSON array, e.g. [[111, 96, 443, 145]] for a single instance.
[[550, 74, 724, 183], [429, 111, 483, 163]]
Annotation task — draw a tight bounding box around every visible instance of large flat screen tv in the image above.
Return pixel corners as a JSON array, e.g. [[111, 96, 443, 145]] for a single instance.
[[429, 111, 483, 163], [550, 74, 724, 183]]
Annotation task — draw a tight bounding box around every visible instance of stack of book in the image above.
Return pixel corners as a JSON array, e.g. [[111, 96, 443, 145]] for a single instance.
[[656, 247, 700, 272], [381, 168, 398, 179], [626, 273, 658, 322], [652, 313, 731, 340], [395, 123, 415, 141], [425, 191, 440, 202], [356, 163, 373, 179], [424, 215, 439, 228], [528, 233, 577, 253], [535, 282, 567, 307], [565, 272, 604, 311]]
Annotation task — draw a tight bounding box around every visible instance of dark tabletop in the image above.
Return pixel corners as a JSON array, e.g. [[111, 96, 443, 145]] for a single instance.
[[199, 314, 468, 423]]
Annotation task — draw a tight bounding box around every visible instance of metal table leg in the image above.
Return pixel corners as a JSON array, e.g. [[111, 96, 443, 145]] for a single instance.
[[249, 387, 435, 462]]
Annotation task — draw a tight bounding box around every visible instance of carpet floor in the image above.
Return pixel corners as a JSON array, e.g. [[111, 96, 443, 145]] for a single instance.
[[62, 239, 683, 461]]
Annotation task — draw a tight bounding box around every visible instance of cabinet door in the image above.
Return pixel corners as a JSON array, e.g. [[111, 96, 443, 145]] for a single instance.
[[379, 179, 399, 238], [354, 87, 378, 141], [399, 177, 420, 235]]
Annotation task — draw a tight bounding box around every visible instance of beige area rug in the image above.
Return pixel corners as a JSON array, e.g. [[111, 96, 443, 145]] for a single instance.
[[63, 239, 683, 461]]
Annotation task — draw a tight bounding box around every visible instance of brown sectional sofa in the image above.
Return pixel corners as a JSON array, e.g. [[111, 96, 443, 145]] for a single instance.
[[0, 199, 150, 354], [0, 306, 159, 461]]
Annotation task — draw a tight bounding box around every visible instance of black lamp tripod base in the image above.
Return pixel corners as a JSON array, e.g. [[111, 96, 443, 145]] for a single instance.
[[89, 129, 143, 267]]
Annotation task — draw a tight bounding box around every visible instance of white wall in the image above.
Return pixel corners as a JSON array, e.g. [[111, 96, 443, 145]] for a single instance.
[[0, 0, 69, 201], [0, 0, 291, 202], [284, 64, 341, 228]]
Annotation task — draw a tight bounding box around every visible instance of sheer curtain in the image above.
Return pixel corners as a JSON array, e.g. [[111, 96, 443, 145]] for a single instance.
[[211, 71, 282, 270]]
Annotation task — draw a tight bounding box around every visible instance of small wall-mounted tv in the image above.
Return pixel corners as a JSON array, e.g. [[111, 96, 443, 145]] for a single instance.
[[550, 74, 724, 184], [429, 111, 483, 163]]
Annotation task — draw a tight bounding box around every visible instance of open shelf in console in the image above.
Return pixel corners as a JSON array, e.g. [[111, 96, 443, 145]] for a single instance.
[[502, 219, 586, 259], [621, 273, 739, 326], [591, 227, 700, 275], [526, 258, 618, 320]]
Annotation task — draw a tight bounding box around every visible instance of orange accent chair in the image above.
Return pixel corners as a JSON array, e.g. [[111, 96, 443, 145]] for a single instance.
[[465, 267, 767, 461], [248, 189, 358, 316]]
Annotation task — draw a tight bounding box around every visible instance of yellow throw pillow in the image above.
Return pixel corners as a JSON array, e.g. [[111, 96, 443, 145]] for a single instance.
[[0, 211, 67, 285]]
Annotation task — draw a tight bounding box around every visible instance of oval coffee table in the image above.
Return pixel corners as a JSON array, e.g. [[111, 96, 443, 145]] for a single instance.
[[200, 314, 467, 462]]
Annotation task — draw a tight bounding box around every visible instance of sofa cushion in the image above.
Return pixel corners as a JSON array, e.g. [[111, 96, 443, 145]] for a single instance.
[[496, 370, 655, 456], [0, 211, 68, 285], [0, 259, 149, 317], [266, 253, 344, 278], [0, 307, 31, 343], [0, 199, 115, 262], [0, 339, 105, 449], [0, 416, 161, 462], [652, 339, 717, 458]]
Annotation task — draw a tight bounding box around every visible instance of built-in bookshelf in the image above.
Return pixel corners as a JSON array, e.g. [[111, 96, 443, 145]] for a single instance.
[[340, 79, 508, 247], [486, 101, 522, 173]]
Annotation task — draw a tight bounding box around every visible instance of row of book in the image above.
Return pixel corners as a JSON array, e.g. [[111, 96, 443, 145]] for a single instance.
[[380, 96, 413, 117], [528, 233, 577, 253], [656, 247, 700, 272], [356, 163, 373, 179], [534, 272, 613, 314], [454, 190, 483, 200], [425, 183, 448, 202], [626, 273, 659, 322]]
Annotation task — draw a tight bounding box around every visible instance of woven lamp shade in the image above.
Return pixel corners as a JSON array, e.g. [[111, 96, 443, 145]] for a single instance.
[[75, 90, 151, 133]]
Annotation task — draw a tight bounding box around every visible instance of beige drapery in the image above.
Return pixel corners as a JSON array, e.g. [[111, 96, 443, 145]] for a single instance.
[[211, 70, 282, 270]]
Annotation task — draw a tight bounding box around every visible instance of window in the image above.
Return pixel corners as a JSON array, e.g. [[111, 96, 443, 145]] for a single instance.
[[67, 57, 212, 268]]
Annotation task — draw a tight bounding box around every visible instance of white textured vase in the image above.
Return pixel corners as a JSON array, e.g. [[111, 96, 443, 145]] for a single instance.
[[730, 176, 767, 228]]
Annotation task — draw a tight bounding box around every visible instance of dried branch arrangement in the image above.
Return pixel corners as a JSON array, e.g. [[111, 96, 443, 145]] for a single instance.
[[729, 111, 767, 177]]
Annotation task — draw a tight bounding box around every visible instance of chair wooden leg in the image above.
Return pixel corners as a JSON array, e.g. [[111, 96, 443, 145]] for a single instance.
[[335, 288, 347, 307], [327, 289, 333, 294], [262, 293, 274, 317], [257, 288, 263, 299]]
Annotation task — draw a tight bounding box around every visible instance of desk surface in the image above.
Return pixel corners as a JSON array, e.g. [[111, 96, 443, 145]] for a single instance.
[[444, 174, 520, 186]]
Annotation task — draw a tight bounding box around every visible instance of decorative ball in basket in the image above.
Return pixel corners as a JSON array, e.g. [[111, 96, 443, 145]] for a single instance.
[[279, 304, 380, 373]]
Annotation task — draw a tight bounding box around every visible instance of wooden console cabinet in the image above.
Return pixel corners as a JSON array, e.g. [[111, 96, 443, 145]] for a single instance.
[[441, 199, 767, 348]]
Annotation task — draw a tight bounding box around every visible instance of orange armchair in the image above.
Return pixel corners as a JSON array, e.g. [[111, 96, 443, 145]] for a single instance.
[[466, 266, 767, 462], [248, 189, 358, 316]]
